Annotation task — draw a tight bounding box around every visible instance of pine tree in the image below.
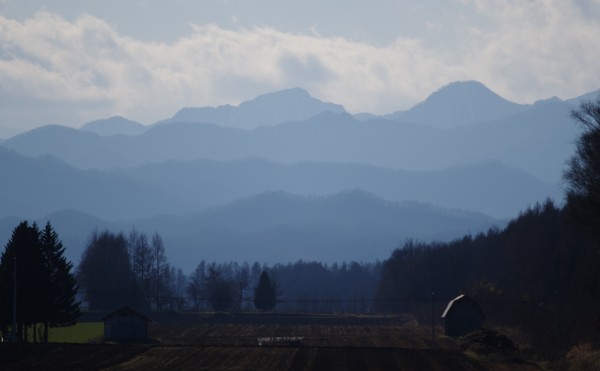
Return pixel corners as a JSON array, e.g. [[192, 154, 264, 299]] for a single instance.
[[254, 270, 276, 312], [40, 222, 80, 341], [0, 221, 48, 342], [0, 222, 81, 343]]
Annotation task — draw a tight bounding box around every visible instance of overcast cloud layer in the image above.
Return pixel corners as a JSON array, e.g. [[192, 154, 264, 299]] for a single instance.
[[0, 0, 599, 134]]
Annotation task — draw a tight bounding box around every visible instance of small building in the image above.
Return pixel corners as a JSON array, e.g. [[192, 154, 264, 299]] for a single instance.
[[441, 294, 485, 337], [102, 306, 150, 342]]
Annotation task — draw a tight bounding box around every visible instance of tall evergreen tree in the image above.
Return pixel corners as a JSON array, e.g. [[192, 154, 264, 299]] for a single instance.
[[40, 222, 80, 341], [0, 222, 81, 342], [254, 270, 277, 312], [0, 222, 48, 342]]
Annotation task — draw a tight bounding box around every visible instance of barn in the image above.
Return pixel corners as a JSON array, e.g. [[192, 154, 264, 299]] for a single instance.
[[441, 294, 485, 337], [102, 306, 150, 342]]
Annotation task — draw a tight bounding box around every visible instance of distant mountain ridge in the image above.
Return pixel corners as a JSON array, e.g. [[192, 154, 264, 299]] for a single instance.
[[160, 87, 346, 129], [385, 81, 528, 128], [1, 97, 578, 182], [0, 148, 184, 220], [0, 147, 557, 219], [1, 80, 593, 269], [0, 190, 500, 271], [81, 116, 147, 136], [120, 157, 560, 219]]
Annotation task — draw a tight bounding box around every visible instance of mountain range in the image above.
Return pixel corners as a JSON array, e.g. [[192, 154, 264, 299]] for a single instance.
[[158, 87, 346, 129], [1, 99, 578, 183], [0, 190, 499, 271], [0, 148, 557, 220], [1, 80, 596, 269]]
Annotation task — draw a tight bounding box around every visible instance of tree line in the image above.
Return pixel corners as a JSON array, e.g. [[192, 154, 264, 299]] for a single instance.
[[0, 221, 381, 331], [375, 95, 600, 356], [77, 230, 285, 313], [77, 229, 188, 312], [77, 229, 381, 314], [186, 259, 381, 313]]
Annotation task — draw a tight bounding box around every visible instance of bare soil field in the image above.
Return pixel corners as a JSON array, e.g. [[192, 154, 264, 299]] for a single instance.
[[0, 312, 541, 370]]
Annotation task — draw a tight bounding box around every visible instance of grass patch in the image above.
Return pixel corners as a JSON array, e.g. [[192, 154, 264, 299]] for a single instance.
[[48, 322, 103, 343], [3, 322, 103, 343]]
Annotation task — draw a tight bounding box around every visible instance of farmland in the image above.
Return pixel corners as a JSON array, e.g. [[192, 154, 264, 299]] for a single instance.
[[0, 312, 542, 370]]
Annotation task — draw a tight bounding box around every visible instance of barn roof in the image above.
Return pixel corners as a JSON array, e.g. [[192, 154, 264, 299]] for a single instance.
[[102, 306, 150, 322], [441, 294, 485, 319]]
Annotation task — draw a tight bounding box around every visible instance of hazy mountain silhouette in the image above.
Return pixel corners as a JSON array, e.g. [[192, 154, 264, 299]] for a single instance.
[[0, 140, 557, 220], [0, 125, 21, 141], [121, 158, 560, 219], [385, 81, 528, 128], [160, 87, 346, 129], [0, 190, 499, 271], [81, 116, 147, 136], [43, 210, 115, 264], [2, 80, 594, 270], [567, 88, 600, 106], [1, 102, 578, 182], [1, 82, 587, 183], [0, 148, 184, 220]]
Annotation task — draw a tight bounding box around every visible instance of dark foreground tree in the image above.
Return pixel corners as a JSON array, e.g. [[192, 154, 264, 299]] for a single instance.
[[78, 231, 142, 311], [254, 270, 276, 312], [0, 221, 79, 342], [0, 222, 45, 341], [564, 95, 600, 238], [40, 222, 80, 341]]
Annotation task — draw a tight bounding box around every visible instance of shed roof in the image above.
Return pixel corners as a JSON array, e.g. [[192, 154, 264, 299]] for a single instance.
[[441, 294, 485, 319], [102, 306, 150, 322]]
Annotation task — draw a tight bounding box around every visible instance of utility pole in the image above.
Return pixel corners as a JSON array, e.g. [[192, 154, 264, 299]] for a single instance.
[[13, 256, 17, 342]]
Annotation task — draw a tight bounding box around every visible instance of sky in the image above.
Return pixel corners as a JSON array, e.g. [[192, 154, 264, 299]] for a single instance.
[[1, 0, 600, 136]]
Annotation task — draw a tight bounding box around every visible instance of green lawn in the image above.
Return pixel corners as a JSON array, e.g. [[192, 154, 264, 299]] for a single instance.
[[1, 322, 103, 343], [48, 322, 103, 343]]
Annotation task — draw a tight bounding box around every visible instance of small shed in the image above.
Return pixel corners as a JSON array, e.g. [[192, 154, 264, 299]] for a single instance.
[[441, 294, 485, 337], [102, 306, 150, 342]]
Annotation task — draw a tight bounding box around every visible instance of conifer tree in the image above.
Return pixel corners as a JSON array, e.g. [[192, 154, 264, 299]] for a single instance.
[[254, 270, 277, 312], [0, 222, 80, 342], [40, 222, 80, 341], [0, 222, 48, 342]]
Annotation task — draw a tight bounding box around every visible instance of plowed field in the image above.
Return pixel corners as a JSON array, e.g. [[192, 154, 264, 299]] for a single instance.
[[0, 313, 537, 370]]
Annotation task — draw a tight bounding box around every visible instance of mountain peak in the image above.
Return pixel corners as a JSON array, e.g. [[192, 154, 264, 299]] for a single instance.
[[166, 88, 346, 129], [251, 87, 311, 101], [425, 81, 518, 108], [81, 116, 146, 136], [389, 80, 527, 128]]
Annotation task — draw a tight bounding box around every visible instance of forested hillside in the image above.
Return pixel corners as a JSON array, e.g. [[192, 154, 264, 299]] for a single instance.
[[375, 202, 599, 353], [375, 96, 600, 356]]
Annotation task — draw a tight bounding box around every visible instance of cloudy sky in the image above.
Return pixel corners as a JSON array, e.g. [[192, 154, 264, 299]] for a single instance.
[[1, 0, 599, 135]]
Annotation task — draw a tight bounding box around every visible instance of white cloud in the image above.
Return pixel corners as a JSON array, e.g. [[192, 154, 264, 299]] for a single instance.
[[0, 1, 599, 130], [460, 0, 600, 102]]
